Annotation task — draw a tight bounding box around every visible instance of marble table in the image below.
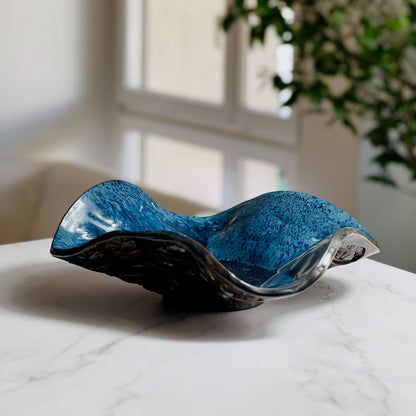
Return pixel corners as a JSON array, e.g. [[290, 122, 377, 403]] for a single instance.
[[0, 239, 415, 416]]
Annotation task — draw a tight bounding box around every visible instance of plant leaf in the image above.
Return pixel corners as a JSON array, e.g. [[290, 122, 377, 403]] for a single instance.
[[366, 175, 397, 187]]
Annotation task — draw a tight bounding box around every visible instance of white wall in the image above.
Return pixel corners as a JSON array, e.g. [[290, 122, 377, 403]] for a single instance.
[[297, 111, 360, 217], [0, 0, 117, 169], [297, 113, 416, 273], [359, 141, 416, 272]]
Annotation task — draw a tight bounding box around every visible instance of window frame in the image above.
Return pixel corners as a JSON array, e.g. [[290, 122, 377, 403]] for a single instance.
[[115, 0, 298, 147], [118, 112, 299, 209]]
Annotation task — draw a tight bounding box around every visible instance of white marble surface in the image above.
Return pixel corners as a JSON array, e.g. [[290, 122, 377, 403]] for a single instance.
[[0, 239, 416, 416]]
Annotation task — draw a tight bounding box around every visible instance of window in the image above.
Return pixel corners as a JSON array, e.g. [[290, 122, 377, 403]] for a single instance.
[[125, 0, 225, 104], [239, 158, 285, 202], [144, 134, 224, 208], [117, 0, 298, 209], [242, 6, 294, 117], [120, 113, 298, 210]]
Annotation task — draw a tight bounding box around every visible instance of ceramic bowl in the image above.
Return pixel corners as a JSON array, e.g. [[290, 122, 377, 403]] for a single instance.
[[51, 180, 379, 311]]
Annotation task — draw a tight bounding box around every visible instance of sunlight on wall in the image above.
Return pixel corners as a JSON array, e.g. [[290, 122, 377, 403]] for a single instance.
[[0, 0, 84, 142], [144, 134, 224, 208]]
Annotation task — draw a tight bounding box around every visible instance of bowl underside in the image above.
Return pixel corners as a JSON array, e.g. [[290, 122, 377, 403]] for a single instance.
[[51, 228, 379, 311]]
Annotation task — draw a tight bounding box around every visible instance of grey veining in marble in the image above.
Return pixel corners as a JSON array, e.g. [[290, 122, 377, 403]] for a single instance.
[[1, 239, 415, 416]]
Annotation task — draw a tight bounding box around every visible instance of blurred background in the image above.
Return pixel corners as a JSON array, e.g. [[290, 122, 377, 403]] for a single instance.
[[1, 0, 415, 272]]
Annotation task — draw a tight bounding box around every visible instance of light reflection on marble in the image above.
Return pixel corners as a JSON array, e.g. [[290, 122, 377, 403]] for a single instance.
[[1, 239, 416, 415]]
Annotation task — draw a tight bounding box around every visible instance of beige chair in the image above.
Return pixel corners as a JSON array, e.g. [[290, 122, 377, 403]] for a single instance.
[[0, 159, 214, 245]]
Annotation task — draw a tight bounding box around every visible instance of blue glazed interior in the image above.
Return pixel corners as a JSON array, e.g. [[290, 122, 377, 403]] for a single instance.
[[52, 180, 372, 285]]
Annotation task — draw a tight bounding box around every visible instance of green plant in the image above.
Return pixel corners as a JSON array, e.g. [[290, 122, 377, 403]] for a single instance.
[[223, 0, 416, 187]]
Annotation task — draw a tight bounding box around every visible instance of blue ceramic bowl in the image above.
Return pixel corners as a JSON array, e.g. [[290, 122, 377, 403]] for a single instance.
[[51, 180, 379, 311]]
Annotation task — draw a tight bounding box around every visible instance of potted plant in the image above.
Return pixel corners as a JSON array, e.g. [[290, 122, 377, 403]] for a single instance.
[[222, 0, 416, 189]]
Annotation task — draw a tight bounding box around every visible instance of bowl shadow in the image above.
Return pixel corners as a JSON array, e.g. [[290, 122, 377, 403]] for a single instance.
[[4, 262, 349, 342]]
